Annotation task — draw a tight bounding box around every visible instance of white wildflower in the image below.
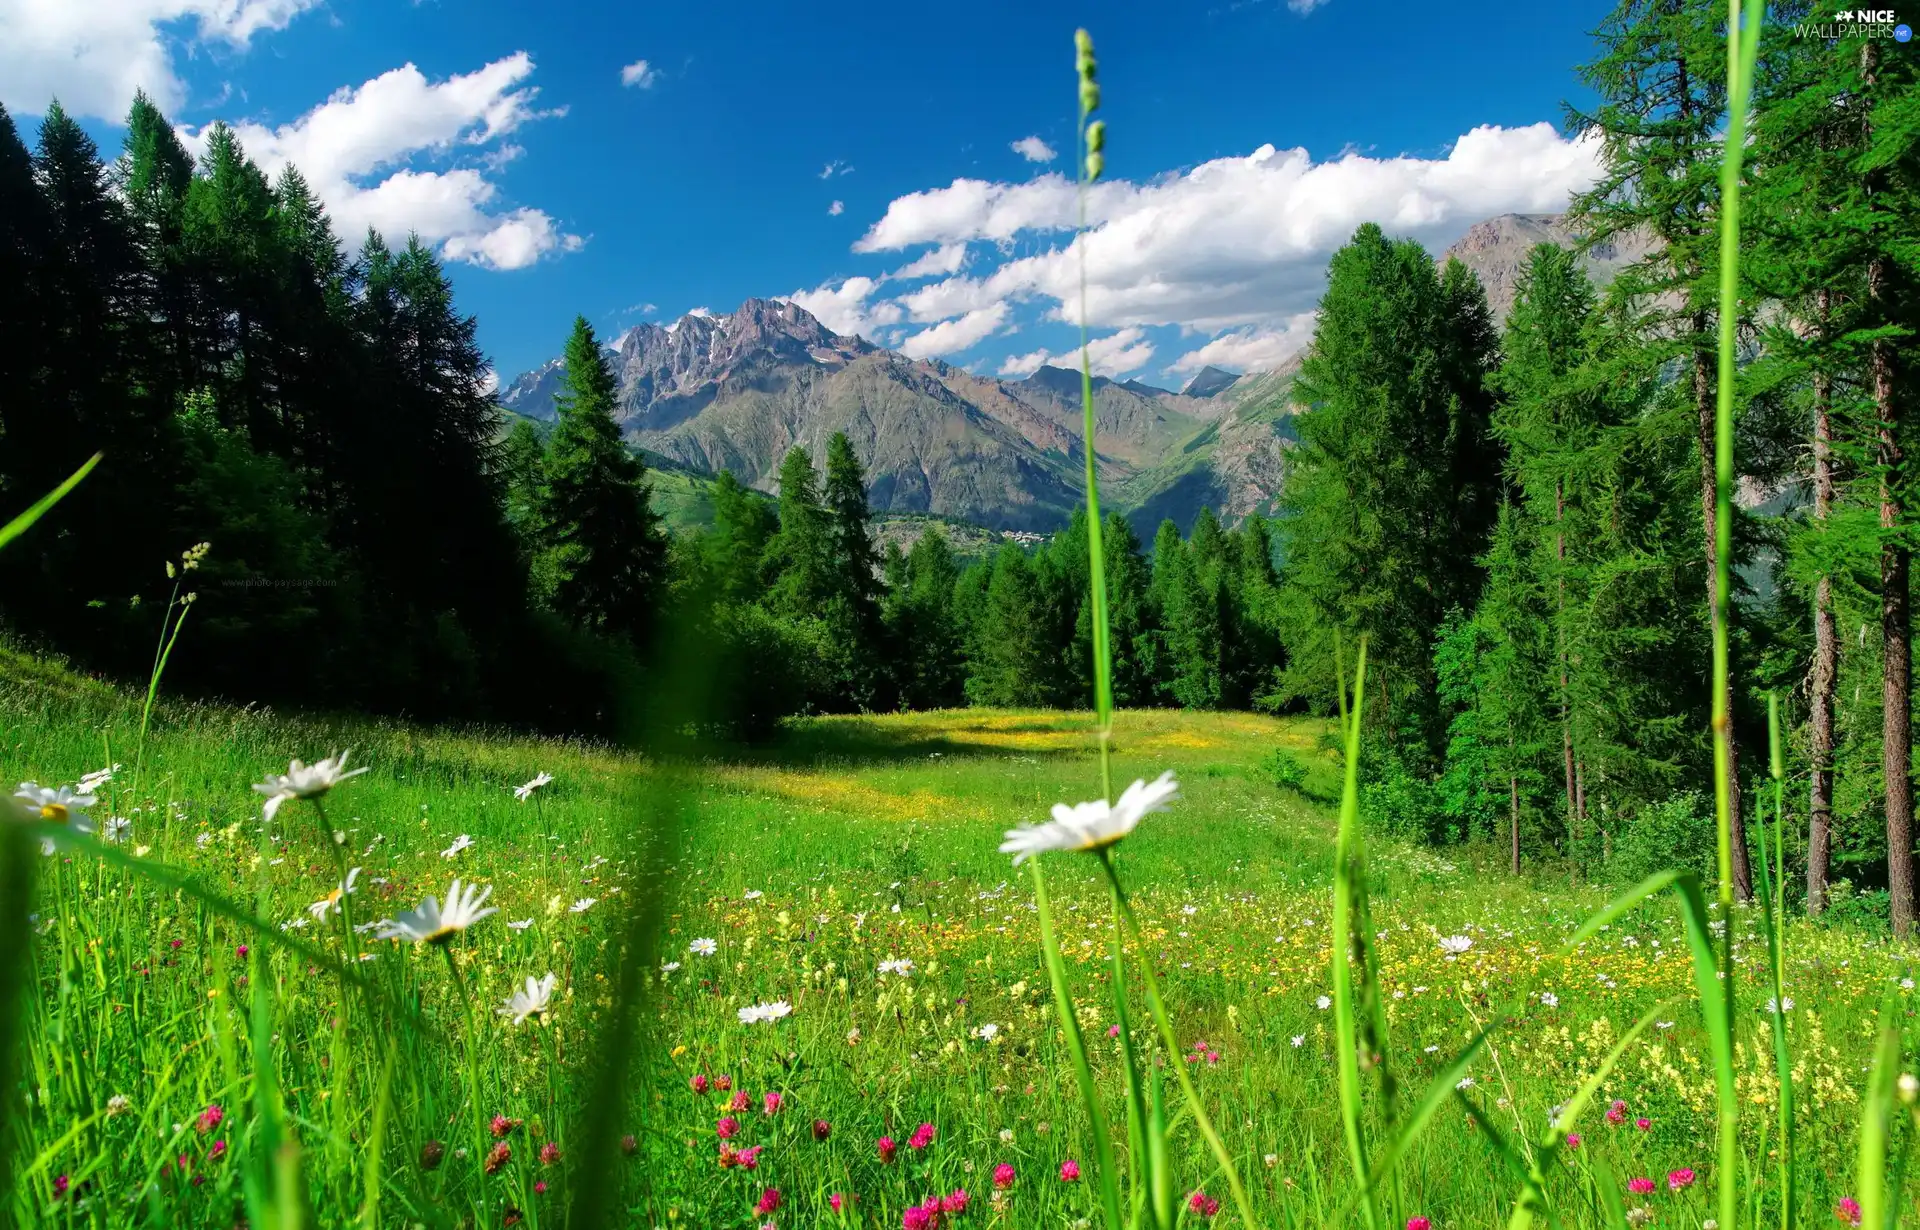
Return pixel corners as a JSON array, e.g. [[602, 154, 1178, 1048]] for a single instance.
[[999, 771, 1179, 864]]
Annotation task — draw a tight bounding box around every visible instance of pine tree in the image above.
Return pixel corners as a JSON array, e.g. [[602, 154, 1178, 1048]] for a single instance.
[[704, 469, 777, 605], [823, 432, 888, 707], [538, 316, 666, 641], [767, 447, 835, 616], [0, 103, 48, 510], [1567, 0, 1755, 896], [886, 526, 966, 708], [1276, 223, 1503, 746], [966, 544, 1054, 707]]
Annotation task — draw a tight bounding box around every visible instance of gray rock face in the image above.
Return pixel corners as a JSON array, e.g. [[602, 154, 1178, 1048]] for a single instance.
[[1440, 212, 1656, 321]]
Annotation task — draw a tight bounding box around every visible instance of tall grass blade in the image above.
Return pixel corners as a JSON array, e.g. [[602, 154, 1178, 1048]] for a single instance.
[[1755, 693, 1795, 1230], [1709, 5, 1764, 1224], [0, 452, 100, 552], [1855, 988, 1901, 1230], [1332, 640, 1376, 1230], [0, 827, 37, 1210], [1033, 859, 1125, 1230]]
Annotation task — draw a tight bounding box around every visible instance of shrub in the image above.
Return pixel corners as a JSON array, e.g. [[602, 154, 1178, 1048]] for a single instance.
[[1260, 748, 1309, 791], [1607, 791, 1717, 887]]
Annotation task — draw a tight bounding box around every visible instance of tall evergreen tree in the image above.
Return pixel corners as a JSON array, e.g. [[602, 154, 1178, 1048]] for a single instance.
[[704, 469, 778, 605], [538, 316, 666, 641], [767, 447, 835, 616], [1567, 0, 1755, 896]]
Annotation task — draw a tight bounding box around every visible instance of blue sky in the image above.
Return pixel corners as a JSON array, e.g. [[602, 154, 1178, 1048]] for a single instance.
[[7, 0, 1614, 389]]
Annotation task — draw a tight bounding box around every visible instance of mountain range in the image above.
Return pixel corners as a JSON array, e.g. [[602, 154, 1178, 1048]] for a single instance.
[[497, 212, 1645, 536]]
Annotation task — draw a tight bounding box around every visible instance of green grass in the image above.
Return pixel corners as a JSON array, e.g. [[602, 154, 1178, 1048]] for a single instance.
[[0, 651, 1903, 1228]]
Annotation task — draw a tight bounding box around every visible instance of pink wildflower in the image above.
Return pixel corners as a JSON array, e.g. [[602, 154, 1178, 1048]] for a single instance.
[[830, 1193, 847, 1213], [197, 1104, 225, 1133], [52, 1175, 69, 1200], [1060, 1159, 1081, 1182], [1565, 1134, 1581, 1150], [1107, 1024, 1121, 1037], [1668, 1168, 1695, 1192], [737, 1146, 763, 1170], [717, 1117, 740, 1140], [718, 1145, 739, 1169], [813, 1118, 832, 1140], [729, 1091, 752, 1113], [1627, 1178, 1656, 1196], [235, 945, 248, 959], [1206, 1051, 1220, 1065], [902, 1206, 933, 1230], [715, 1074, 733, 1092], [763, 1091, 783, 1116], [491, 1115, 522, 1137], [539, 1142, 561, 1165], [878, 1136, 898, 1164], [1635, 1117, 1651, 1131], [535, 1180, 548, 1195], [1408, 1219, 1432, 1230], [909, 1122, 936, 1150], [757, 1189, 782, 1215], [691, 1074, 709, 1094], [992, 1163, 1016, 1190], [942, 1189, 970, 1214], [208, 1140, 228, 1162], [1837, 1197, 1864, 1226], [1606, 1099, 1627, 1125], [1189, 1191, 1221, 1217]]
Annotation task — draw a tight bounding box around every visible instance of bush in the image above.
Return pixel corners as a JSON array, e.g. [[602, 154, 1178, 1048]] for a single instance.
[[1823, 879, 1891, 937], [1362, 752, 1444, 844], [1607, 791, 1717, 887], [1261, 748, 1309, 791]]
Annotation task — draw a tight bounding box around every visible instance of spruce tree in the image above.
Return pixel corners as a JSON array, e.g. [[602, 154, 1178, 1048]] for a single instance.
[[538, 316, 666, 642], [767, 447, 835, 616], [705, 469, 778, 605], [966, 545, 1054, 707], [823, 432, 888, 707], [1567, 0, 1755, 895]]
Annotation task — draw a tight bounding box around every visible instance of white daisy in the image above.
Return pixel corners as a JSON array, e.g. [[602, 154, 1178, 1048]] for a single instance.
[[1439, 935, 1473, 956], [507, 919, 534, 931], [661, 960, 682, 973], [570, 897, 597, 914], [998, 771, 1179, 864], [1539, 992, 1559, 1008], [689, 937, 718, 956], [1315, 995, 1332, 1010], [498, 972, 557, 1025], [307, 867, 363, 920], [975, 1023, 999, 1040], [441, 834, 474, 859], [375, 878, 499, 944], [14, 782, 97, 827], [744, 890, 764, 901], [253, 752, 369, 821], [103, 816, 131, 843], [1291, 1035, 1306, 1047], [514, 772, 553, 802], [77, 765, 121, 795], [878, 957, 914, 977], [738, 1000, 793, 1025]]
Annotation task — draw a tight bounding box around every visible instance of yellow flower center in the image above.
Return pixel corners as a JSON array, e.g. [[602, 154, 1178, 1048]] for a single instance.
[[40, 804, 68, 823], [427, 925, 459, 944]]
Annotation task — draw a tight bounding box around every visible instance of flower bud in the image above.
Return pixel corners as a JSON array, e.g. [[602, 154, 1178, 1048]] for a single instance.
[[1086, 121, 1106, 154], [1080, 80, 1100, 115], [1074, 29, 1094, 61], [1085, 151, 1105, 182], [418, 1139, 445, 1171]]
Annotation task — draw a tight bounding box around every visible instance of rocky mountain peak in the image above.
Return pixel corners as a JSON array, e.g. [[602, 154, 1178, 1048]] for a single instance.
[[1181, 365, 1242, 399]]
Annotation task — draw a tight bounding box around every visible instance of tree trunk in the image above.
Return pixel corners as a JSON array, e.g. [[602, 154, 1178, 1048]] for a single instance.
[[1863, 42, 1914, 939], [1558, 482, 1579, 881], [1874, 254, 1914, 938], [1693, 340, 1754, 900], [1808, 287, 1837, 916], [1510, 770, 1521, 877]]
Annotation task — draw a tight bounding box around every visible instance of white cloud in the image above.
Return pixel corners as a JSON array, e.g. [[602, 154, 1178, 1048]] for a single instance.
[[620, 59, 659, 88], [1168, 314, 1317, 374], [1289, 0, 1332, 12], [687, 306, 713, 318], [1084, 328, 1154, 377], [0, 0, 324, 119], [898, 303, 1010, 359], [785, 276, 901, 339], [1011, 135, 1057, 163], [998, 347, 1053, 378], [820, 159, 851, 179], [890, 243, 967, 280], [181, 55, 581, 271], [478, 367, 500, 395], [828, 199, 845, 216], [843, 123, 1602, 364]]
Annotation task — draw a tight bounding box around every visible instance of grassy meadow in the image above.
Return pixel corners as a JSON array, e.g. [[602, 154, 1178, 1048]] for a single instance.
[[0, 650, 1903, 1228]]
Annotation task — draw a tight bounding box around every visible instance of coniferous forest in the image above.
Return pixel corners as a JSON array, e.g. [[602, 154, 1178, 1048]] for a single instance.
[[2, 2, 1919, 925]]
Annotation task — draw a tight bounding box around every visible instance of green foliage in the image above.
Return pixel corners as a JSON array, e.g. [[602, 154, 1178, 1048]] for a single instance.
[[1260, 747, 1308, 791], [1608, 790, 1718, 887]]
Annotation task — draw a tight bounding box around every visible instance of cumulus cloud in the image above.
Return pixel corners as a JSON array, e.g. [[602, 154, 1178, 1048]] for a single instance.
[[1011, 135, 1057, 163], [687, 306, 714, 318], [1084, 328, 1155, 377], [890, 243, 967, 280], [898, 303, 1010, 359], [180, 54, 581, 271], [828, 199, 845, 216], [998, 348, 1054, 378], [1167, 314, 1317, 374], [620, 59, 659, 88], [833, 123, 1602, 367], [786, 275, 902, 339], [0, 0, 324, 119]]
